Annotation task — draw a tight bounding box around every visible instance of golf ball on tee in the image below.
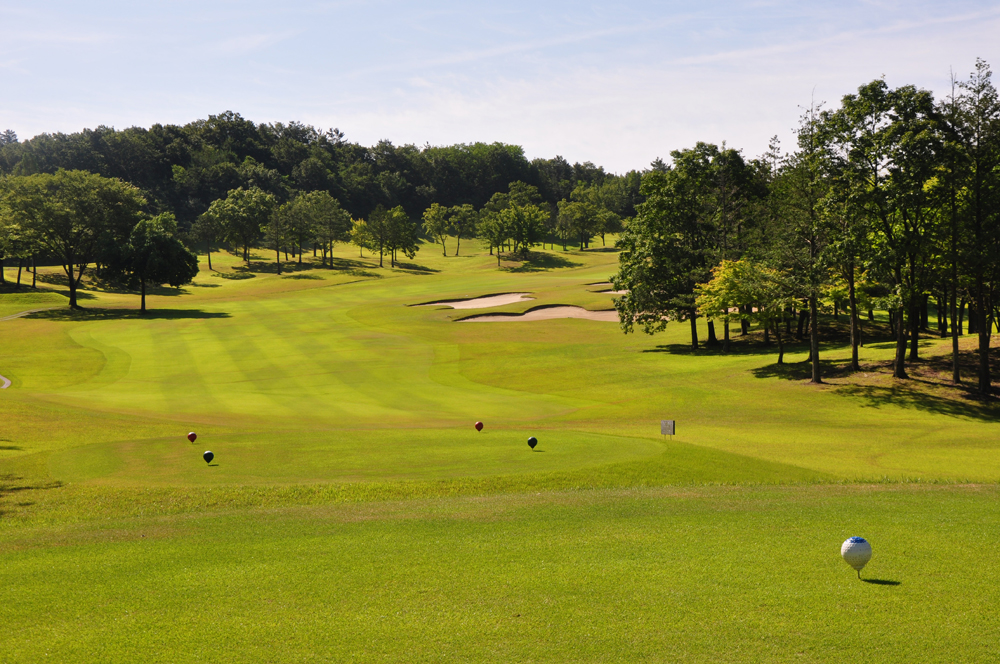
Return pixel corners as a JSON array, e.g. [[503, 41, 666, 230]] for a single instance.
[[841, 536, 872, 572]]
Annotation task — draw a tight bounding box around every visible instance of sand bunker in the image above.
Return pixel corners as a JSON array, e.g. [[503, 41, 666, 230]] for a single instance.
[[460, 306, 618, 322], [418, 293, 534, 309]]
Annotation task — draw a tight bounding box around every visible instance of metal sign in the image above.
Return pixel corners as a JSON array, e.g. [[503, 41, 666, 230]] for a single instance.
[[661, 420, 675, 436]]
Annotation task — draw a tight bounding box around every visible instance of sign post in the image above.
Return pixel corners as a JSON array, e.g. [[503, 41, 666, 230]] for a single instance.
[[661, 420, 675, 439]]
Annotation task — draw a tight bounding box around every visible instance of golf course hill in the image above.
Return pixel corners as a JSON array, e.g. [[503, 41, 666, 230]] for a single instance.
[[2, 240, 999, 662]]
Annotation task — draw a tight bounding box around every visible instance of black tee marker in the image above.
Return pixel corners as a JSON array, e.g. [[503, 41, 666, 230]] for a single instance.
[[527, 437, 537, 449], [203, 451, 214, 464]]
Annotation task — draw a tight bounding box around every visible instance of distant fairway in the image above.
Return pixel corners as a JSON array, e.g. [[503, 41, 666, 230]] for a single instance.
[[2, 241, 1000, 661]]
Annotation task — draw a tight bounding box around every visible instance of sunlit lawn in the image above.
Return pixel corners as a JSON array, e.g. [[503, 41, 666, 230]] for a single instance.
[[2, 240, 999, 661]]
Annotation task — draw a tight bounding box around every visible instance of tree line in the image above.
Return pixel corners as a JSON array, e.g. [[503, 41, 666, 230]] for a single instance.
[[0, 112, 642, 232], [0, 112, 642, 302], [613, 58, 1000, 396]]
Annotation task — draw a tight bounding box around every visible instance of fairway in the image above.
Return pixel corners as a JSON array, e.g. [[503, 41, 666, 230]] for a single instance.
[[3, 241, 1000, 662]]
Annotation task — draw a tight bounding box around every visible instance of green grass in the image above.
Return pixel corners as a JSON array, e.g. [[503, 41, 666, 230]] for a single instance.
[[3, 484, 998, 662], [2, 243, 1000, 661]]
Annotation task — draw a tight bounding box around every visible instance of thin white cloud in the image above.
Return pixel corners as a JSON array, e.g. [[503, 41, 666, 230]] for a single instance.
[[345, 14, 700, 78], [212, 30, 300, 55], [675, 6, 1000, 66]]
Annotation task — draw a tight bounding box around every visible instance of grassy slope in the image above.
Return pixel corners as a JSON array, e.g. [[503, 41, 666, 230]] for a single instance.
[[2, 243, 999, 485], [2, 242, 1000, 661]]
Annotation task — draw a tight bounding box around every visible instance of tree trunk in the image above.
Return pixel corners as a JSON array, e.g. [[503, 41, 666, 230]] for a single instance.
[[977, 284, 991, 397], [909, 304, 920, 362], [785, 308, 792, 335], [847, 263, 860, 371], [893, 307, 908, 379], [809, 292, 821, 383], [833, 301, 839, 322], [63, 256, 78, 307], [31, 255, 36, 289], [276, 247, 281, 275], [299, 243, 303, 265], [140, 280, 146, 314], [969, 303, 978, 334], [868, 309, 874, 321], [938, 294, 946, 337], [722, 317, 730, 352], [796, 308, 808, 340], [920, 295, 929, 331], [707, 320, 718, 346], [206, 241, 213, 271], [689, 310, 699, 350], [456, 235, 461, 256], [775, 326, 784, 365], [952, 290, 961, 383], [958, 299, 966, 334], [16, 259, 22, 288], [740, 305, 749, 335]]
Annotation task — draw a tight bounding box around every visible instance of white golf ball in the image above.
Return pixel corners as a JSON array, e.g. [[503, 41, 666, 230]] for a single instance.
[[841, 536, 872, 572]]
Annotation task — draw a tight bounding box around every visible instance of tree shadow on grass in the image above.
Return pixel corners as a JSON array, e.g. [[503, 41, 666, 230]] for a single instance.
[[0, 474, 63, 516], [25, 308, 231, 322], [830, 382, 1000, 420], [394, 261, 439, 274], [862, 579, 901, 586], [752, 356, 1000, 420], [231, 260, 318, 275], [643, 338, 809, 358], [750, 358, 866, 380], [505, 252, 582, 273], [0, 446, 23, 451]]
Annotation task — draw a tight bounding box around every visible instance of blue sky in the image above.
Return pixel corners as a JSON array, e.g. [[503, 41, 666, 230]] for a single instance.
[[2, 1, 999, 172]]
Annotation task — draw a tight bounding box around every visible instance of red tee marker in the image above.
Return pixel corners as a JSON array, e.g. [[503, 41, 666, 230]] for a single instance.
[[187, 432, 197, 443], [474, 422, 484, 432]]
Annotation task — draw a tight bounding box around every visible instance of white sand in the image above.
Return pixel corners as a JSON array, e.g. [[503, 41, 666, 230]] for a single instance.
[[460, 306, 619, 322], [419, 293, 534, 309]]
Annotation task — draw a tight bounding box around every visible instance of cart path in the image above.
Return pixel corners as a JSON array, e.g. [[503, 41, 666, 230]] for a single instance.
[[0, 307, 59, 322]]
